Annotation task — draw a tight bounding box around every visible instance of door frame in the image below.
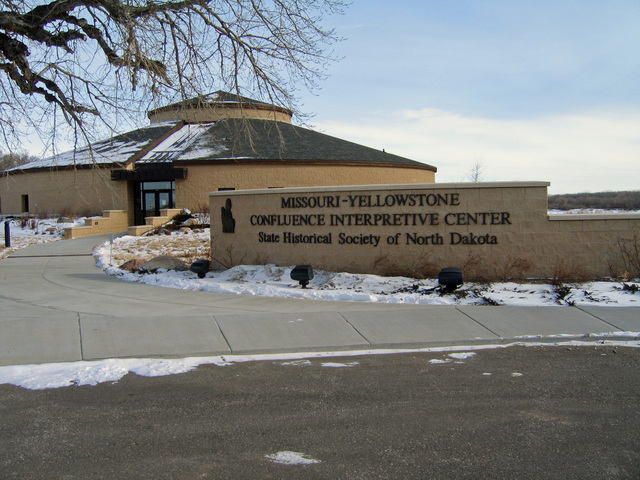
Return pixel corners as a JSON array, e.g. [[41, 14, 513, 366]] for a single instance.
[[133, 180, 175, 225]]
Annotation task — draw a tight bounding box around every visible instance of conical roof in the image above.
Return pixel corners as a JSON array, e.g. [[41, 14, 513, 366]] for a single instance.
[[147, 90, 293, 123], [9, 92, 436, 173], [135, 117, 436, 172]]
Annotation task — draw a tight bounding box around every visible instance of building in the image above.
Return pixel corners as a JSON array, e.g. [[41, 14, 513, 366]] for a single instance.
[[0, 91, 437, 229]]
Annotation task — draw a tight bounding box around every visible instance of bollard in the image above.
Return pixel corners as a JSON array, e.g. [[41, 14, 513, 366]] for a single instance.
[[4, 220, 10, 248]]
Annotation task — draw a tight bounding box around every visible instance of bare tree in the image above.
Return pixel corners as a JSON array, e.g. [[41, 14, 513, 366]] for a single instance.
[[0, 0, 345, 153], [465, 157, 486, 182], [0, 151, 38, 171]]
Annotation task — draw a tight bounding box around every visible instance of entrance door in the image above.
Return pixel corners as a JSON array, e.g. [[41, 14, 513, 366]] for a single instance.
[[144, 192, 157, 218], [135, 181, 175, 225]]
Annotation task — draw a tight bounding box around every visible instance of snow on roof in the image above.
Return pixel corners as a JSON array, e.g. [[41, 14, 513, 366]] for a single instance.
[[135, 123, 218, 163], [10, 122, 180, 171], [201, 91, 270, 105], [8, 109, 434, 172]]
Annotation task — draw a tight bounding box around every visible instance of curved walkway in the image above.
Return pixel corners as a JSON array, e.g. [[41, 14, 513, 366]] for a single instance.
[[1, 235, 639, 366]]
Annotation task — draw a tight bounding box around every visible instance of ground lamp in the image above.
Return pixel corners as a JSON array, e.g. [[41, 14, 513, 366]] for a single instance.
[[291, 265, 314, 288], [438, 267, 463, 293], [190, 259, 210, 278]]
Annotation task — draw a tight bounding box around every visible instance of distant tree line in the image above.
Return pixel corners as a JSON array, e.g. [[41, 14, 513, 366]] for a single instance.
[[0, 152, 38, 172], [549, 191, 640, 210]]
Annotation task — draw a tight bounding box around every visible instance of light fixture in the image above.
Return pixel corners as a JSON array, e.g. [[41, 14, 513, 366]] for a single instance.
[[190, 259, 210, 278], [290, 265, 314, 288], [438, 267, 463, 293]]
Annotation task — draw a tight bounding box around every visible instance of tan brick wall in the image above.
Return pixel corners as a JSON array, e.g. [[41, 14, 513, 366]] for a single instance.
[[0, 168, 128, 217], [1, 163, 434, 225], [148, 106, 292, 124], [64, 210, 129, 239], [209, 183, 640, 281], [178, 163, 436, 212]]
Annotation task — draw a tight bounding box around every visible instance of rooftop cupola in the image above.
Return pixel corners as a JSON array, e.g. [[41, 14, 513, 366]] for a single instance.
[[147, 90, 293, 124]]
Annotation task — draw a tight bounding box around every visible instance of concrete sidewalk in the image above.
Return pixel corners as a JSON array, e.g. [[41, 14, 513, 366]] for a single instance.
[[1, 235, 638, 367]]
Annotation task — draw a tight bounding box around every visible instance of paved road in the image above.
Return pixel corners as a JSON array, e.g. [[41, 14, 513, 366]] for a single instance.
[[1, 235, 638, 367], [1, 346, 639, 479]]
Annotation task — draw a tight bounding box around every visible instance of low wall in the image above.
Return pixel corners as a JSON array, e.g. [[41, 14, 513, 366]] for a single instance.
[[64, 210, 129, 239], [127, 208, 183, 236], [209, 183, 640, 281]]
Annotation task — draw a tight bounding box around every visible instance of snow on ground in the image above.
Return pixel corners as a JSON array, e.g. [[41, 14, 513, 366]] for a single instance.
[[3, 212, 637, 308], [0, 216, 85, 260], [264, 451, 321, 465], [1, 340, 639, 390], [93, 228, 639, 307]]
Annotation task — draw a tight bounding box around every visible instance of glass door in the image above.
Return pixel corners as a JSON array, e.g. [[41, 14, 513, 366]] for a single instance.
[[134, 181, 175, 225], [144, 192, 157, 218]]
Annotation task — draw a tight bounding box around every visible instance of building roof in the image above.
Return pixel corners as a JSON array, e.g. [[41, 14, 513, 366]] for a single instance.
[[10, 92, 436, 173], [10, 122, 180, 171], [146, 90, 293, 123], [149, 90, 275, 112], [140, 118, 434, 169]]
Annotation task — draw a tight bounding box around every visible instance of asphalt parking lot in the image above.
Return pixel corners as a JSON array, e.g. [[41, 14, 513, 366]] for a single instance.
[[2, 345, 639, 479]]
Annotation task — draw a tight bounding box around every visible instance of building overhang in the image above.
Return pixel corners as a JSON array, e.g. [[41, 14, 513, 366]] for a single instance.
[[111, 166, 187, 181]]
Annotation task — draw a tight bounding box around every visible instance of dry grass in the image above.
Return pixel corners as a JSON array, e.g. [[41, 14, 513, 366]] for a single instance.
[[497, 256, 534, 281], [551, 258, 588, 284], [109, 231, 210, 267]]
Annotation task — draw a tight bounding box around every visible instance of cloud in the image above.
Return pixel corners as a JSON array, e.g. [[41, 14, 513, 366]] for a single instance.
[[316, 108, 640, 194]]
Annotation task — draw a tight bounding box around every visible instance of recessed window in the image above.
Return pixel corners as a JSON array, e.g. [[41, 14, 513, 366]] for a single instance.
[[141, 181, 174, 190], [21, 194, 29, 213]]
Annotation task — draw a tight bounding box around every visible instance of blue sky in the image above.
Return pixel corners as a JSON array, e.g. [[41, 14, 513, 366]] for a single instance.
[[298, 0, 640, 194]]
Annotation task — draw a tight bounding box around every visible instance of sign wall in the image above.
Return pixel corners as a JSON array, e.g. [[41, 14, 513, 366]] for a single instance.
[[210, 182, 639, 281]]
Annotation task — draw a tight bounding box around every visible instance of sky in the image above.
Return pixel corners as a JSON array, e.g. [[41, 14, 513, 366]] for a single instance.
[[19, 1, 638, 195], [296, 0, 640, 194]]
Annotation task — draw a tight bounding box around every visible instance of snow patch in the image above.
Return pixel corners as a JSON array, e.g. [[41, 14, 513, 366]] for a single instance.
[[1, 340, 639, 390], [265, 451, 321, 465], [92, 233, 640, 306], [280, 360, 312, 366], [448, 352, 477, 360], [321, 362, 359, 368]]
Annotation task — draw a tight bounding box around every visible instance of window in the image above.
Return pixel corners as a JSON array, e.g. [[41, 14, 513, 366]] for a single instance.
[[21, 194, 29, 213], [141, 181, 174, 190]]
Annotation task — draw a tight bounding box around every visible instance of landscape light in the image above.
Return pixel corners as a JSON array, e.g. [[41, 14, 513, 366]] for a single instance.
[[438, 267, 464, 293], [290, 265, 314, 288], [190, 259, 210, 278]]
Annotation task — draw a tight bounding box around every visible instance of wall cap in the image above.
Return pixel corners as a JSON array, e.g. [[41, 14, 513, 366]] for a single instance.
[[208, 181, 551, 197]]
